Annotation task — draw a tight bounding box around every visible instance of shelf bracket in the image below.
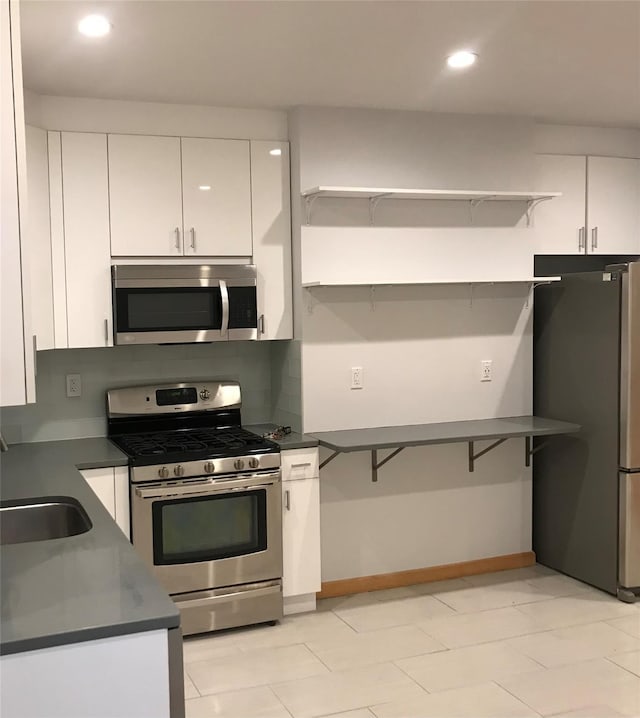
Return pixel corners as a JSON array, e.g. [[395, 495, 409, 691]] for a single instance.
[[526, 279, 555, 308], [525, 196, 553, 227], [525, 436, 553, 467], [368, 193, 391, 225], [319, 450, 340, 470], [371, 447, 404, 482], [469, 195, 496, 224], [304, 194, 321, 225], [468, 438, 508, 472]]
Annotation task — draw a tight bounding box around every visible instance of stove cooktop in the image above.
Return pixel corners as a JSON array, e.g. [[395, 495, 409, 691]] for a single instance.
[[110, 426, 279, 467]]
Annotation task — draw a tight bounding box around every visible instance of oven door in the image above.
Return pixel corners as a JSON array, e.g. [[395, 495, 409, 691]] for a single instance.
[[131, 471, 282, 595]]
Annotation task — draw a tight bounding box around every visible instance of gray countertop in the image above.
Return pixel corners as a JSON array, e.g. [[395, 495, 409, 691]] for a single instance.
[[311, 416, 581, 452], [245, 424, 319, 450], [0, 438, 179, 656]]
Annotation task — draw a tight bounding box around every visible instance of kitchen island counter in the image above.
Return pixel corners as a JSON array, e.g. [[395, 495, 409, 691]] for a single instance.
[[0, 438, 179, 656]]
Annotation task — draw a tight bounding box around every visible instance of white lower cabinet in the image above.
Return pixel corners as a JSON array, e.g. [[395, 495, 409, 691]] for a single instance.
[[281, 448, 321, 612], [80, 467, 130, 540]]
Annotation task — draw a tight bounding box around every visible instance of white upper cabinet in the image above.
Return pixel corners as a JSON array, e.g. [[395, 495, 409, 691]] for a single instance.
[[534, 153, 640, 256], [1, 0, 35, 406], [25, 125, 54, 351], [108, 134, 183, 257], [251, 141, 293, 340], [181, 138, 252, 256], [534, 154, 587, 254], [587, 157, 640, 255], [61, 132, 113, 348]]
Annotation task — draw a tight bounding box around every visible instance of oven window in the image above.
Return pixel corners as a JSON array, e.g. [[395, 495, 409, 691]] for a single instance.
[[116, 288, 222, 332], [152, 489, 267, 565]]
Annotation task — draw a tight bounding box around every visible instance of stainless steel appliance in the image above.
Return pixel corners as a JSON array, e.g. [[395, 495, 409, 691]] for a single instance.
[[534, 261, 640, 601], [107, 381, 283, 635], [112, 265, 259, 345]]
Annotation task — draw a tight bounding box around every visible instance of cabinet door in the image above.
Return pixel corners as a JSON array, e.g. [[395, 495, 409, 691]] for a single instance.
[[108, 134, 183, 257], [251, 141, 293, 340], [25, 125, 54, 351], [62, 132, 112, 348], [114, 466, 130, 540], [282, 477, 321, 598], [181, 138, 252, 256], [533, 154, 587, 254], [0, 0, 35, 407], [587, 156, 640, 255], [81, 468, 116, 520]]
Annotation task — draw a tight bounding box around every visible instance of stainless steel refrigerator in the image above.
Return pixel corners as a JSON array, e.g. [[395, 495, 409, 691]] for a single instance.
[[533, 261, 639, 601]]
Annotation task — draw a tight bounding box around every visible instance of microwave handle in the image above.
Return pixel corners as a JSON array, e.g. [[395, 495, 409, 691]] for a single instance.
[[220, 279, 229, 335]]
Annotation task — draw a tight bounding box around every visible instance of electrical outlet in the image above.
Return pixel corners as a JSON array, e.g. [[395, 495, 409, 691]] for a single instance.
[[66, 374, 82, 397], [351, 366, 363, 390], [480, 360, 492, 382]]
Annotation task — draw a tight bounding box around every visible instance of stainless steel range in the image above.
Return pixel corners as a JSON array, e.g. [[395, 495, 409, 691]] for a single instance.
[[107, 381, 283, 636]]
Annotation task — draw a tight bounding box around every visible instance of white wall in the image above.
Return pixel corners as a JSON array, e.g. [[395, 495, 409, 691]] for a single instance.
[[23, 91, 287, 140], [534, 123, 640, 158], [290, 106, 537, 581], [294, 107, 535, 191]]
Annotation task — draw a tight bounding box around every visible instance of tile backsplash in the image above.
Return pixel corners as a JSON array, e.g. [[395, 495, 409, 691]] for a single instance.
[[1, 342, 274, 444]]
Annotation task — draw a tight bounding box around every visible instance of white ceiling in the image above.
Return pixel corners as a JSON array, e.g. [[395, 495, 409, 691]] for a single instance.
[[20, 0, 640, 128]]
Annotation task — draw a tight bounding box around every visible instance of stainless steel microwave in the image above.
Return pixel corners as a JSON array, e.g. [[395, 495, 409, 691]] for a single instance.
[[112, 265, 258, 345]]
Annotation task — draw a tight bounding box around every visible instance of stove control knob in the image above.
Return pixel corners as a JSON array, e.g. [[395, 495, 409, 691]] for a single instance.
[[199, 389, 211, 401], [248, 457, 259, 469], [158, 466, 169, 479], [174, 465, 185, 477], [204, 461, 215, 474], [234, 459, 245, 471]]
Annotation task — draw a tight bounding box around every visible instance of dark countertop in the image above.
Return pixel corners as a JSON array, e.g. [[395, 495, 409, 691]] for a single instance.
[[0, 438, 179, 656], [245, 424, 319, 450], [311, 416, 581, 452]]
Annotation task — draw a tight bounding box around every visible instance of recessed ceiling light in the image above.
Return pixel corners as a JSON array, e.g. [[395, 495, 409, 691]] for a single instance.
[[198, 185, 211, 191], [269, 149, 282, 156], [78, 14, 111, 38], [447, 51, 478, 69]]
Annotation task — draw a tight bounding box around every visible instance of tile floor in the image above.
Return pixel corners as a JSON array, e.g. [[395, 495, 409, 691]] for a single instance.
[[182, 565, 640, 718]]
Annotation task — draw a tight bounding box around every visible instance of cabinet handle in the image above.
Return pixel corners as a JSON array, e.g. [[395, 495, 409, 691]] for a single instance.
[[259, 314, 265, 335], [33, 335, 37, 376], [104, 318, 109, 344], [174, 227, 181, 250], [284, 489, 290, 511], [578, 226, 585, 251], [291, 462, 311, 468], [190, 227, 196, 250], [591, 226, 598, 251]]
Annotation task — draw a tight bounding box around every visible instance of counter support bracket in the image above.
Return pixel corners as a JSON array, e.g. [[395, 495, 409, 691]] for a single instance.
[[319, 450, 340, 470], [372, 447, 404, 482], [468, 438, 508, 472], [525, 436, 552, 467]]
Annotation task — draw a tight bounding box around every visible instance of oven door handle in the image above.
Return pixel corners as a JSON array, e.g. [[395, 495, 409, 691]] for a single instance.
[[134, 474, 279, 500]]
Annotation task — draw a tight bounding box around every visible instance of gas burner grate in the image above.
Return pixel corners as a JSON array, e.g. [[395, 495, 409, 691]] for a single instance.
[[113, 427, 271, 460]]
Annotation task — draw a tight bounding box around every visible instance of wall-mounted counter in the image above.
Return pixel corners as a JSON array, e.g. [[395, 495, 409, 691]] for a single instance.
[[312, 415, 580, 481]]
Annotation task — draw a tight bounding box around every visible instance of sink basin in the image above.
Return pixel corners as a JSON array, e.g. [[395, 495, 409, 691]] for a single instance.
[[0, 497, 92, 545]]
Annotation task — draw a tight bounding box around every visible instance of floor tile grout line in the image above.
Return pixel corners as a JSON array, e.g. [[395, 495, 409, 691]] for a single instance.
[[603, 653, 640, 678], [266, 685, 296, 718], [492, 677, 551, 717]]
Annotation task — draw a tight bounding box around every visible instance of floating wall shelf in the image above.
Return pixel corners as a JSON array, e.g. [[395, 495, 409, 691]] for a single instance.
[[301, 186, 562, 225], [302, 277, 561, 288]]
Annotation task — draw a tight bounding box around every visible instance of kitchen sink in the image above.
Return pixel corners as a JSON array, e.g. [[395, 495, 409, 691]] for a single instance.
[[0, 497, 92, 545]]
